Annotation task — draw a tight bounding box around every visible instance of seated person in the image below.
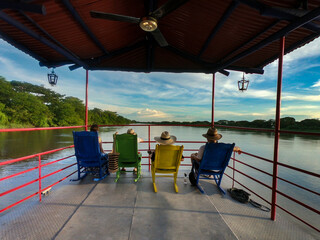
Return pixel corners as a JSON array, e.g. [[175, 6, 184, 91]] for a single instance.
[[148, 131, 184, 161], [191, 127, 240, 171], [191, 127, 222, 163], [90, 124, 105, 154], [119, 128, 143, 173], [89, 124, 108, 173]]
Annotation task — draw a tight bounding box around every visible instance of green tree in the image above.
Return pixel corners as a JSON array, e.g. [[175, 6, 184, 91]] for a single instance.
[[280, 117, 296, 129], [5, 92, 52, 127], [0, 103, 8, 125], [299, 119, 320, 129]]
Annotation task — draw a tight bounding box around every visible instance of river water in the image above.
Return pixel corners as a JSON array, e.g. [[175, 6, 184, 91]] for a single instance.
[[0, 125, 319, 229]]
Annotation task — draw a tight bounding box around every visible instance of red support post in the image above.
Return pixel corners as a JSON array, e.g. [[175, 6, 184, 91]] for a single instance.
[[148, 125, 151, 171], [211, 73, 215, 128], [85, 70, 89, 131], [271, 36, 285, 220], [38, 155, 42, 202]]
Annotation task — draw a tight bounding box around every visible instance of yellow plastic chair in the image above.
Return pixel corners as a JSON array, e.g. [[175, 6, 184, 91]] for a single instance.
[[151, 144, 184, 193]]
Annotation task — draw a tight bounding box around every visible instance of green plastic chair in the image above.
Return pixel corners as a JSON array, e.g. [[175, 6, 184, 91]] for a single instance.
[[114, 133, 142, 182]]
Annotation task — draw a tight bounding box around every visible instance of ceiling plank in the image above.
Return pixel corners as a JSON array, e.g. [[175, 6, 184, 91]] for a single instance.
[[61, 0, 109, 55], [0, 10, 88, 69], [236, 0, 320, 33], [213, 6, 320, 72], [198, 1, 239, 58]]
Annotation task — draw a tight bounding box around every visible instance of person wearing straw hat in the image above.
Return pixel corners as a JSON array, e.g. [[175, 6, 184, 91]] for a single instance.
[[154, 131, 177, 145], [191, 127, 222, 163], [148, 131, 183, 161], [191, 127, 241, 163]]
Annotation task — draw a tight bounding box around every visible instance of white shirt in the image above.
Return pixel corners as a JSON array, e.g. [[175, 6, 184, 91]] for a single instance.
[[197, 145, 206, 160]]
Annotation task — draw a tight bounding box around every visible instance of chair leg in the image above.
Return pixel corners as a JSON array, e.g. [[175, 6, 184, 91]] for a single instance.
[[134, 164, 141, 182], [71, 166, 87, 181], [196, 173, 205, 194], [174, 173, 178, 193], [153, 182, 157, 193], [115, 169, 120, 182], [152, 171, 157, 193], [215, 174, 226, 194]]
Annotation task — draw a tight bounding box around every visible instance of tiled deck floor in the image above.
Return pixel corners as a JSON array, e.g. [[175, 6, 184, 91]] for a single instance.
[[0, 171, 318, 240]]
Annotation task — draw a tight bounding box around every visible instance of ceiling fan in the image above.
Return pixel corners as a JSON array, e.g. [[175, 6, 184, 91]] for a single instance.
[[90, 0, 189, 47]]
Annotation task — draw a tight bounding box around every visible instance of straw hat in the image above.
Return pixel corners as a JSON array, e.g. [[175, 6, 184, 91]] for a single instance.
[[127, 128, 136, 135], [154, 131, 176, 145], [202, 127, 222, 141]]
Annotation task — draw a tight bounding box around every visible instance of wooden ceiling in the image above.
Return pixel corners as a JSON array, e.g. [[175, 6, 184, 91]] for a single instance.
[[0, 0, 319, 75]]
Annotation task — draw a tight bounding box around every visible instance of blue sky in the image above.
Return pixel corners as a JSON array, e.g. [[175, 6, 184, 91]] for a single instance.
[[0, 38, 320, 122]]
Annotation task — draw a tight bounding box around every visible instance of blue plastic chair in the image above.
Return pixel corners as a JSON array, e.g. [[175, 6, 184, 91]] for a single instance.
[[190, 142, 235, 194], [72, 131, 109, 181]]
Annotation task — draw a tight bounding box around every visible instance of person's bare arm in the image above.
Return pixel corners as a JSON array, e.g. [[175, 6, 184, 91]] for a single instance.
[[99, 142, 104, 153], [191, 153, 201, 162]]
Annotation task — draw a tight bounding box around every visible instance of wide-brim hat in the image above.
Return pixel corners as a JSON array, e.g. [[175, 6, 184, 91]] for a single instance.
[[202, 127, 222, 140], [127, 128, 137, 135], [154, 131, 176, 145]]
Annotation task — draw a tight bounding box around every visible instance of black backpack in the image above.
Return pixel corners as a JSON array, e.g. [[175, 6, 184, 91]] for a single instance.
[[228, 188, 250, 203]]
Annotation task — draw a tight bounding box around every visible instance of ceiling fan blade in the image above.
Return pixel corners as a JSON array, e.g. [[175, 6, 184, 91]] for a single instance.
[[151, 28, 168, 47], [90, 11, 140, 24], [151, 0, 190, 19]]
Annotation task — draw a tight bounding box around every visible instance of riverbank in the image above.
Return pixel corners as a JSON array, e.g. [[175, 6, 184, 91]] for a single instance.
[[144, 118, 320, 133]]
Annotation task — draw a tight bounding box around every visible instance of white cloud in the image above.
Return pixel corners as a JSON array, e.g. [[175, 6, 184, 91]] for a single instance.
[[312, 80, 320, 88], [0, 56, 44, 85], [281, 105, 319, 111], [284, 38, 320, 62], [132, 108, 171, 121], [282, 94, 320, 101]]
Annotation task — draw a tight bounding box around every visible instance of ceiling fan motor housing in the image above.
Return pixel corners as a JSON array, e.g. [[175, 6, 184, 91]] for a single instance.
[[139, 17, 158, 32]]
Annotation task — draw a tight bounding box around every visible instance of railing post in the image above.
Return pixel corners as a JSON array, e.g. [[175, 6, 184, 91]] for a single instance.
[[271, 36, 285, 220], [232, 152, 235, 188], [211, 73, 215, 128], [85, 70, 89, 131], [38, 155, 42, 202], [148, 125, 151, 172]]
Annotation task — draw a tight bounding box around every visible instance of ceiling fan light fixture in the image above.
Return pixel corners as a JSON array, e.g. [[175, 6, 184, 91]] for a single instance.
[[139, 17, 157, 32]]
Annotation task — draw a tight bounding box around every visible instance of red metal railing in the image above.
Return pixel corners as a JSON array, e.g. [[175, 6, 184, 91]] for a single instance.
[[0, 124, 319, 233], [0, 145, 76, 213], [226, 150, 320, 232]]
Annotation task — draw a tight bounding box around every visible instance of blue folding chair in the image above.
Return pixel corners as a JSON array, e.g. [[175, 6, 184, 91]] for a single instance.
[[72, 131, 109, 181], [189, 142, 235, 194]]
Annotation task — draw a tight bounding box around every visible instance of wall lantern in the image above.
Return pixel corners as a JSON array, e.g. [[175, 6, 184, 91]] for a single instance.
[[47, 68, 58, 86], [238, 73, 249, 91]]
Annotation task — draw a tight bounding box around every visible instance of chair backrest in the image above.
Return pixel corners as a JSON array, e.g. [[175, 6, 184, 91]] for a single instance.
[[154, 144, 184, 170], [200, 142, 235, 171], [115, 133, 139, 163], [73, 131, 101, 162]]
